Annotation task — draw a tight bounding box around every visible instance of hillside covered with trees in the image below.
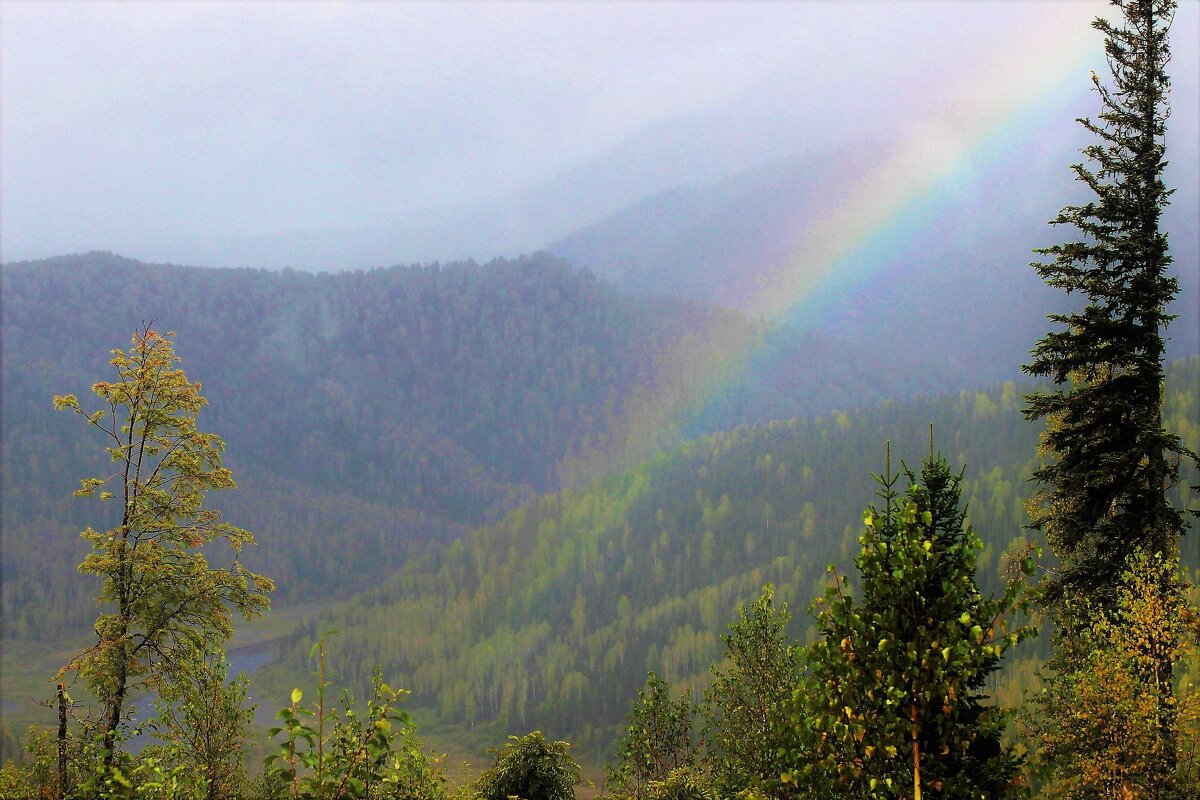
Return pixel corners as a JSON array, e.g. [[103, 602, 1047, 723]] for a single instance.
[[1, 250, 977, 642], [263, 359, 1200, 757]]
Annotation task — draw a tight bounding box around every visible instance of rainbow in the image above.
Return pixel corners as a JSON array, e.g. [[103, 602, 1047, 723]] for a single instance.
[[748, 2, 1104, 324], [562, 2, 1109, 484]]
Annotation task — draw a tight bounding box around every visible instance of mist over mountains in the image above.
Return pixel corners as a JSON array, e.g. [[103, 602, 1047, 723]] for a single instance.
[[25, 73, 1191, 385], [4, 2, 1200, 784]]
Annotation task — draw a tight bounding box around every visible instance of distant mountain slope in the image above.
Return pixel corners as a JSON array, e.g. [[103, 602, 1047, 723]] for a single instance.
[[263, 359, 1200, 758], [549, 146, 882, 306], [0, 252, 730, 636], [1, 251, 968, 646], [549, 127, 1200, 381], [53, 73, 907, 272]]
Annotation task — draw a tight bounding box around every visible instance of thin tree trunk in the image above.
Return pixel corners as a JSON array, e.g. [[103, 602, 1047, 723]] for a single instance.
[[102, 657, 127, 769], [57, 683, 67, 800], [911, 704, 922, 800], [103, 513, 132, 769]]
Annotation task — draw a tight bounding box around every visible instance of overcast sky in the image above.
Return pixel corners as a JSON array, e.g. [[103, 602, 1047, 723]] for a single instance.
[[2, 1, 1195, 263]]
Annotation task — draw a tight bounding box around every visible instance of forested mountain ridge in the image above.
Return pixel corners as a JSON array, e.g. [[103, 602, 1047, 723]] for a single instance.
[[5, 251, 1194, 773], [3, 250, 697, 497], [264, 359, 1200, 758], [0, 253, 681, 642], [1, 250, 973, 643], [1, 251, 718, 638]]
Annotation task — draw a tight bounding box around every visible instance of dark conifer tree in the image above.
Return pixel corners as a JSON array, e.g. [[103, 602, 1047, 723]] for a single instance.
[[1022, 0, 1193, 609], [1023, 1, 1198, 790]]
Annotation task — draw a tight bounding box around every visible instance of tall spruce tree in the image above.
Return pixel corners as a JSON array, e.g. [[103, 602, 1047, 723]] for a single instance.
[[1022, 0, 1193, 609], [1021, 1, 1198, 790]]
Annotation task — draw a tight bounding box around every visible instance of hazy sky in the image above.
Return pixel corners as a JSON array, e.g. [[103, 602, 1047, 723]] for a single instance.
[[2, 1, 1195, 263]]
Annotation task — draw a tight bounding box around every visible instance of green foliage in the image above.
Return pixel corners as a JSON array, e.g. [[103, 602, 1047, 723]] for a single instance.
[[147, 650, 254, 800], [371, 725, 448, 800], [263, 361, 1197, 759], [778, 452, 1034, 800], [1022, 0, 1194, 610], [1023, 549, 1200, 799], [1, 726, 73, 799], [80, 750, 206, 800], [606, 673, 699, 800], [264, 636, 424, 800], [471, 731, 585, 800], [0, 762, 31, 800], [3, 248, 1196, 788], [642, 767, 717, 800], [3, 721, 208, 800], [54, 325, 273, 760], [701, 585, 801, 798], [0, 653, 443, 798], [2, 249, 1088, 649]]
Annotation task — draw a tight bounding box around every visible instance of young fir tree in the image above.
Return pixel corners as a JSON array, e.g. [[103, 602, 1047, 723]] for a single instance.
[[53, 326, 273, 766], [777, 453, 1034, 800], [1022, 0, 1193, 610], [701, 584, 802, 798], [606, 673, 700, 800]]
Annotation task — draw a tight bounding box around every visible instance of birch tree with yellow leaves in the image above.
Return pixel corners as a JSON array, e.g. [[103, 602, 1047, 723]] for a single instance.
[[53, 325, 273, 767]]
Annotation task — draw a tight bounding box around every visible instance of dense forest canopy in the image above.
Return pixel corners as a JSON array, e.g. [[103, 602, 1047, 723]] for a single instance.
[[2, 261, 1197, 787], [262, 359, 1199, 757], [1, 249, 1007, 640]]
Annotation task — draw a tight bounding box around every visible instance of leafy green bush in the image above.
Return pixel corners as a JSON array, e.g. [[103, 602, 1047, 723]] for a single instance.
[[643, 768, 716, 800], [264, 671, 411, 799], [472, 731, 584, 800], [605, 673, 698, 800], [263, 636, 444, 800]]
